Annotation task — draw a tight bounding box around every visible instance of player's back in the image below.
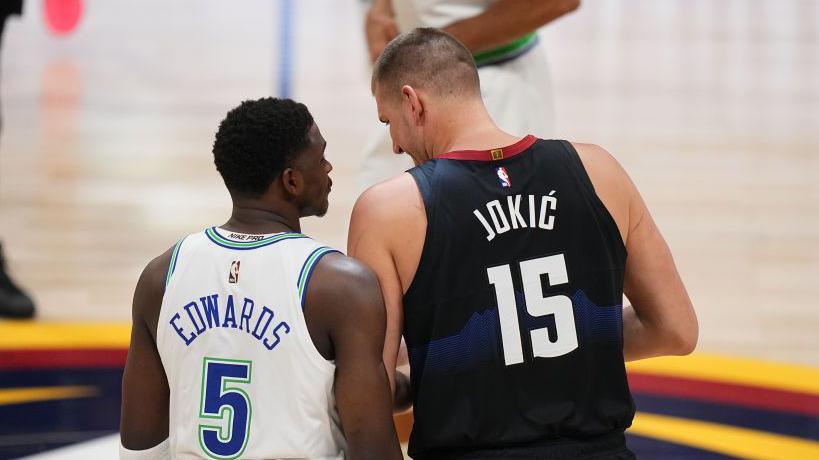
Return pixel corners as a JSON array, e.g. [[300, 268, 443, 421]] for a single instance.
[[404, 137, 634, 458], [157, 227, 344, 460]]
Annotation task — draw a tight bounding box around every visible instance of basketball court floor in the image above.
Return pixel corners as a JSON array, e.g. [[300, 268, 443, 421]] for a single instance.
[[0, 0, 817, 458]]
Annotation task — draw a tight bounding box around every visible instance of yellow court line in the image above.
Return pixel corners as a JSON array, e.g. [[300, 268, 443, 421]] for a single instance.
[[2, 322, 819, 397], [630, 412, 819, 460], [627, 353, 819, 397], [0, 386, 98, 406], [0, 322, 131, 350]]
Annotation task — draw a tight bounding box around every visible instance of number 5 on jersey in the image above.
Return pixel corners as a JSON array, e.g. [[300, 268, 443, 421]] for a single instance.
[[488, 253, 579, 366], [199, 358, 252, 460]]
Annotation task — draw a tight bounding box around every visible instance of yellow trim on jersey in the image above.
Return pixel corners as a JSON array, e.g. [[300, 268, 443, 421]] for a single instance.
[[627, 353, 819, 397], [631, 412, 819, 459], [0, 322, 131, 349], [0, 385, 98, 406]]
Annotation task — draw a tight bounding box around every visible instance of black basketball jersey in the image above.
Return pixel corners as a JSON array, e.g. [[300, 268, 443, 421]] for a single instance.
[[404, 137, 635, 459]]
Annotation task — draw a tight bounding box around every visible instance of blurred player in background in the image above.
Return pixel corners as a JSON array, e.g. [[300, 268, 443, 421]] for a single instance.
[[120, 98, 401, 460], [349, 29, 697, 459], [360, 0, 579, 186], [0, 0, 35, 319]]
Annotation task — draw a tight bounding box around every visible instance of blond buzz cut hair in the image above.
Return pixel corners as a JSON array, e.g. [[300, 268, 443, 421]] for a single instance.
[[372, 28, 481, 101]]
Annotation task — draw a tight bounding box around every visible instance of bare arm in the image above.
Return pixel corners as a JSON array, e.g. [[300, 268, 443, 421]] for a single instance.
[[572, 143, 698, 361], [443, 0, 580, 53], [621, 194, 698, 360], [347, 186, 408, 401], [365, 0, 399, 62], [307, 254, 402, 460], [366, 0, 579, 61], [120, 251, 172, 450]]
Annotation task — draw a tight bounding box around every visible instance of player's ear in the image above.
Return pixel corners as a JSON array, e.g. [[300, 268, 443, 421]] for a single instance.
[[280, 167, 304, 197], [402, 85, 424, 124]]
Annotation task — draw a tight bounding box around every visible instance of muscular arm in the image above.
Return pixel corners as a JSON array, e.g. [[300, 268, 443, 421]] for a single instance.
[[120, 249, 172, 451], [366, 0, 579, 62], [348, 175, 421, 411], [621, 194, 698, 361], [573, 143, 698, 361], [348, 190, 403, 398], [443, 0, 580, 53], [306, 254, 402, 460]]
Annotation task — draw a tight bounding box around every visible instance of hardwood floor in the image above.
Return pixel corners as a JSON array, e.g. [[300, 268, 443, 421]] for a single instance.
[[0, 0, 816, 366]]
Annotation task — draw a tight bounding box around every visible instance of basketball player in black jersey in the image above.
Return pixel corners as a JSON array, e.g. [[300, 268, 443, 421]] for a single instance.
[[348, 29, 698, 459]]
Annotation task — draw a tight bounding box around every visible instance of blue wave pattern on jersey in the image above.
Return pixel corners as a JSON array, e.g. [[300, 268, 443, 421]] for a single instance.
[[409, 307, 501, 375], [518, 289, 622, 346], [410, 290, 621, 375], [572, 289, 623, 345]]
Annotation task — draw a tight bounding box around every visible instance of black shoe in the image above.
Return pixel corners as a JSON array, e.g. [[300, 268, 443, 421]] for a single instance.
[[0, 242, 35, 319]]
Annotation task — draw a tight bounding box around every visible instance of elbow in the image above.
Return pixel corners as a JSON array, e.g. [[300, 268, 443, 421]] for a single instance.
[[669, 316, 698, 356], [674, 329, 698, 356]]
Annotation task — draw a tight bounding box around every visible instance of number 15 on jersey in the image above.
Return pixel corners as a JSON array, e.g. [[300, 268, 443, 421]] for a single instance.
[[488, 253, 579, 366]]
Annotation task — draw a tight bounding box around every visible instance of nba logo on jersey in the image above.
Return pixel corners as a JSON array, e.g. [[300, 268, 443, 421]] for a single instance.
[[229, 260, 240, 283], [496, 166, 512, 188]]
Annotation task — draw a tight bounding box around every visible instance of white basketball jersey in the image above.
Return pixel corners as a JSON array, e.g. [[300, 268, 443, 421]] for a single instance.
[[157, 227, 346, 460]]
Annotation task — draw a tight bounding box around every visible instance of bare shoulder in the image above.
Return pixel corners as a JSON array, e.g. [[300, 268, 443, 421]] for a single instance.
[[569, 142, 635, 243], [308, 252, 385, 317], [352, 172, 421, 220], [139, 246, 175, 298], [570, 142, 629, 179], [349, 172, 423, 252], [132, 245, 176, 331], [311, 252, 380, 290]]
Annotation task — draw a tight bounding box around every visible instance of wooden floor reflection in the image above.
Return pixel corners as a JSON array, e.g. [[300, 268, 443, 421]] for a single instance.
[[0, 0, 817, 372]]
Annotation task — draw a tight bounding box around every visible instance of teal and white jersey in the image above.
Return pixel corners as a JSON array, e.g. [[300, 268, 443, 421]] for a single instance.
[[157, 227, 345, 460]]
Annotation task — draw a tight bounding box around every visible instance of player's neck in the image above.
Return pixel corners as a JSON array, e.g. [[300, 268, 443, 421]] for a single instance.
[[223, 204, 301, 235], [429, 103, 519, 157]]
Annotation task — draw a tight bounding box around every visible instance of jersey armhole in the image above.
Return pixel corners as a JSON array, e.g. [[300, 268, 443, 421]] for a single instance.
[[295, 245, 343, 373], [408, 165, 434, 206], [297, 246, 342, 309], [557, 140, 627, 259], [404, 166, 438, 303], [164, 237, 186, 292]]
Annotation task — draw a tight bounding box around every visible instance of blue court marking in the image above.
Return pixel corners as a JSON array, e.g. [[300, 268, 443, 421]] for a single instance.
[[277, 0, 294, 98], [633, 393, 819, 442], [0, 368, 123, 459], [625, 433, 737, 460]]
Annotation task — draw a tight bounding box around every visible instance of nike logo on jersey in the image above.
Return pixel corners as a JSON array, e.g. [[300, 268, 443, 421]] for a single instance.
[[227, 232, 265, 242], [473, 191, 557, 241]]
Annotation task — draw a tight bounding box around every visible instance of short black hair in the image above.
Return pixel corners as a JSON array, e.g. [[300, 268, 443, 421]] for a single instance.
[[372, 28, 480, 100], [213, 97, 314, 197]]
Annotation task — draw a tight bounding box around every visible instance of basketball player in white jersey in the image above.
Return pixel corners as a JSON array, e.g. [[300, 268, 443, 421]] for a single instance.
[[360, 0, 580, 187], [120, 98, 402, 460]]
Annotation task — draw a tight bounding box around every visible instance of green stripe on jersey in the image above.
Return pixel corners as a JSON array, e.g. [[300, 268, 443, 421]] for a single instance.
[[473, 32, 537, 67], [205, 227, 305, 249], [297, 247, 337, 304], [165, 239, 184, 288]]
